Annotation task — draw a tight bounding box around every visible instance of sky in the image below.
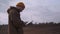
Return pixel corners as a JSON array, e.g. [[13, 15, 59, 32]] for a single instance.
[[0, 0, 60, 24]]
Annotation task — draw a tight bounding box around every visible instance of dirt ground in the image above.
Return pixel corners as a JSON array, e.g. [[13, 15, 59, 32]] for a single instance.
[[0, 25, 60, 34], [23, 26, 60, 34]]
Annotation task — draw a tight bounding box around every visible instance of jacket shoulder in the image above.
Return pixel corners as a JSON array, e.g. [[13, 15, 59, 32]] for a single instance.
[[7, 6, 19, 14]]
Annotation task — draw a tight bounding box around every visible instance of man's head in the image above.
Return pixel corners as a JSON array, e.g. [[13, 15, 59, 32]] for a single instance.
[[16, 2, 25, 11]]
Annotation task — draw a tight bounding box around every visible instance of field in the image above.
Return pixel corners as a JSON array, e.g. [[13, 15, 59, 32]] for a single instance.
[[0, 24, 60, 34]]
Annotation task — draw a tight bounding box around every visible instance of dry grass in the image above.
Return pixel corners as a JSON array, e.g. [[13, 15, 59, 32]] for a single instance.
[[0, 25, 60, 34], [23, 26, 60, 34]]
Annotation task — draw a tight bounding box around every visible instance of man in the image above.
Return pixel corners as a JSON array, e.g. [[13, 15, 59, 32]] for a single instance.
[[7, 2, 25, 34]]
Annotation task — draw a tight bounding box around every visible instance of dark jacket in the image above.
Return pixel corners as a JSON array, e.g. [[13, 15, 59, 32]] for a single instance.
[[7, 6, 25, 28]]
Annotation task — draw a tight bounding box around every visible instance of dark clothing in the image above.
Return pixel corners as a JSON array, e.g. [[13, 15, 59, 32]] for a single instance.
[[7, 6, 24, 34]]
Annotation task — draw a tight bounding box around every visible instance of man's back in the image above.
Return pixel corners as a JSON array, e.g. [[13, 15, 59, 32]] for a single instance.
[[8, 7, 23, 28]]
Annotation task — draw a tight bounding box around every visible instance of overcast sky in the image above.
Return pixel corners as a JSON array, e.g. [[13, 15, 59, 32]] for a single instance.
[[0, 0, 60, 24]]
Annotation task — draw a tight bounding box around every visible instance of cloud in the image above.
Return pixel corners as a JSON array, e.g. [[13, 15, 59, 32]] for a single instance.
[[0, 12, 8, 24], [20, 0, 60, 23], [0, 0, 9, 13], [0, 0, 60, 24]]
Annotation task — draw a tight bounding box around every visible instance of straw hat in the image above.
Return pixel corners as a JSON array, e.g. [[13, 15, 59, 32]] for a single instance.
[[16, 2, 25, 9]]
